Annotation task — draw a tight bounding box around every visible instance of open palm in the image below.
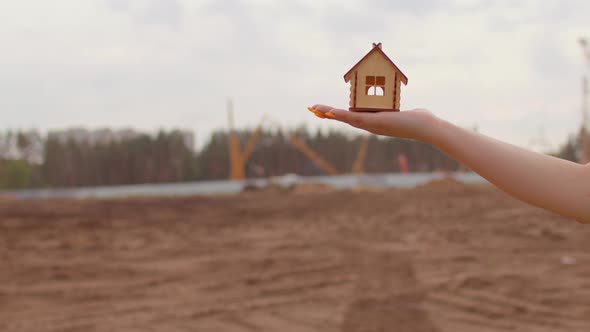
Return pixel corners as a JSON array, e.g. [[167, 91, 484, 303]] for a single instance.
[[308, 105, 436, 143], [308, 103, 590, 223]]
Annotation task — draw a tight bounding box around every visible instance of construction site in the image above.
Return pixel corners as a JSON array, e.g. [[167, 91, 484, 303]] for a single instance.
[[2, 178, 590, 331], [1, 36, 590, 332], [228, 38, 590, 181]]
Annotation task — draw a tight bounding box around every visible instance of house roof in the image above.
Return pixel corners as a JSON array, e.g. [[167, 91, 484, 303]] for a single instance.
[[343, 43, 408, 85]]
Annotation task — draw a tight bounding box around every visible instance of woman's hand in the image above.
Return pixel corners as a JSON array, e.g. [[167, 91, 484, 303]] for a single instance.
[[308, 105, 438, 143], [308, 104, 590, 223]]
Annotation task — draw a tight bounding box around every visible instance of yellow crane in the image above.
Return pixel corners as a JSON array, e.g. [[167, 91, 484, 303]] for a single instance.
[[291, 134, 374, 175], [287, 135, 339, 175], [227, 107, 372, 179], [227, 100, 242, 180], [352, 135, 370, 174], [227, 99, 267, 180], [579, 37, 590, 163]]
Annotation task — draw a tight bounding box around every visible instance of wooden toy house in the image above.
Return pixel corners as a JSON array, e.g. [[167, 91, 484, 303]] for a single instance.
[[344, 43, 408, 112]]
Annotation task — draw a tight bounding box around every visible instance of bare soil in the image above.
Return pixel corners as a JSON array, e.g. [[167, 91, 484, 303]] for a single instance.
[[1, 184, 589, 331]]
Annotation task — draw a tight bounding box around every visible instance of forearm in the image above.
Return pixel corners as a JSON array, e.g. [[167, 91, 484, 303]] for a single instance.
[[427, 117, 590, 223]]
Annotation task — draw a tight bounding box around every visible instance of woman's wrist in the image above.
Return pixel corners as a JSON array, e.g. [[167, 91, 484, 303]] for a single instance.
[[417, 111, 447, 146]]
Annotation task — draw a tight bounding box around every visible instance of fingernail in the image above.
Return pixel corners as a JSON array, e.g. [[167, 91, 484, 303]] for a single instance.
[[325, 112, 336, 119], [308, 108, 326, 118]]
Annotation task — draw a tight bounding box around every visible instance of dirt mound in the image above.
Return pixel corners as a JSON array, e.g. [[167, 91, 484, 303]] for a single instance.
[[291, 182, 337, 194], [414, 176, 467, 192], [0, 194, 16, 202], [348, 185, 386, 193]]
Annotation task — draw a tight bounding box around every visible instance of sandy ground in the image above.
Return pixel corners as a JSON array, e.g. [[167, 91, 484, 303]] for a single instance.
[[1, 182, 589, 331]]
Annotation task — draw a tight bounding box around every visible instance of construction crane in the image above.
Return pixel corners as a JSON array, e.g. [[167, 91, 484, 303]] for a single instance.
[[579, 37, 590, 163], [227, 107, 375, 178], [260, 118, 340, 175], [226, 103, 338, 179], [227, 99, 268, 180], [352, 135, 369, 174], [227, 99, 243, 180], [288, 135, 339, 175]]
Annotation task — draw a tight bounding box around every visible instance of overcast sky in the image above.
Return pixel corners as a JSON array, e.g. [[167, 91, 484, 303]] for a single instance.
[[1, 0, 589, 151]]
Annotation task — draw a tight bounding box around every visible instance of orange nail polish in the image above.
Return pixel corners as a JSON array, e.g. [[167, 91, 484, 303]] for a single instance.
[[310, 109, 325, 118], [325, 112, 336, 119], [308, 107, 327, 119]]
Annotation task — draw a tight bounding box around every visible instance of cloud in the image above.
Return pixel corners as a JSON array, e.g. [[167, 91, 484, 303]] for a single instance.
[[529, 35, 577, 80], [104, 0, 182, 27], [1, 0, 589, 149], [368, 0, 443, 15]]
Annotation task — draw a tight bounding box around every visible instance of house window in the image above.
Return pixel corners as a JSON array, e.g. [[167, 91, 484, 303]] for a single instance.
[[365, 76, 385, 96]]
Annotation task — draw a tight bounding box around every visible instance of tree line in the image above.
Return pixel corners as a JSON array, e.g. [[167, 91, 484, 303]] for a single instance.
[[0, 126, 583, 190]]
